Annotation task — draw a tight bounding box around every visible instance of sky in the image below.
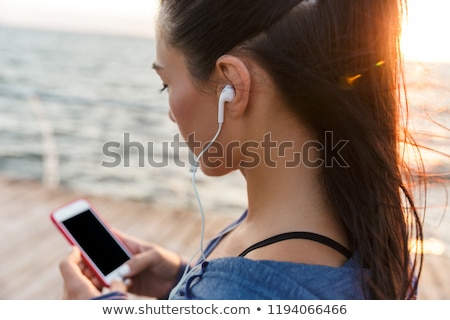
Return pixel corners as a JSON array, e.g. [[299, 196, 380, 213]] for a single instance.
[[0, 0, 449, 62], [400, 0, 450, 63], [0, 0, 159, 38]]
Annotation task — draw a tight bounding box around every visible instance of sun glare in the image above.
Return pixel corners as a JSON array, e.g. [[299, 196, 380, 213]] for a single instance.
[[401, 0, 450, 63]]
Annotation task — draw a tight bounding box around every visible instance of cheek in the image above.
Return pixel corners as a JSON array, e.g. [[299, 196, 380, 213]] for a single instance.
[[168, 88, 215, 149], [168, 90, 196, 134]]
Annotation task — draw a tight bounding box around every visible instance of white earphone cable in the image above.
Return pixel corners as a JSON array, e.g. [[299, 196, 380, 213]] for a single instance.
[[189, 123, 222, 261], [168, 124, 224, 299], [169, 86, 234, 299]]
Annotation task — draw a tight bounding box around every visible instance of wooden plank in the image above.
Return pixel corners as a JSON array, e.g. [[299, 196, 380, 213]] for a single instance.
[[0, 176, 448, 299]]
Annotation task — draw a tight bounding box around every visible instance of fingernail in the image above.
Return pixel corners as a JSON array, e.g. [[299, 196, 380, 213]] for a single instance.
[[124, 278, 131, 286], [118, 264, 130, 277]]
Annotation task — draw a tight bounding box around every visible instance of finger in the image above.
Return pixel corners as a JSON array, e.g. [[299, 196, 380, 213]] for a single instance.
[[82, 268, 103, 290], [68, 246, 82, 263], [79, 261, 91, 275], [80, 264, 93, 277], [60, 247, 83, 278], [113, 229, 147, 253], [113, 229, 161, 253], [71, 251, 104, 289], [61, 247, 105, 290], [122, 249, 160, 277], [110, 279, 128, 293]]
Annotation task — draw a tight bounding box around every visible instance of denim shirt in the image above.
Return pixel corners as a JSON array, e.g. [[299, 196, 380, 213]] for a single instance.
[[98, 210, 370, 300], [168, 210, 368, 299], [169, 254, 367, 299]]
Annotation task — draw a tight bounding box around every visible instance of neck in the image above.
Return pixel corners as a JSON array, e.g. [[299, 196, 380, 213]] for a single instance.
[[238, 123, 347, 244], [243, 159, 331, 232]]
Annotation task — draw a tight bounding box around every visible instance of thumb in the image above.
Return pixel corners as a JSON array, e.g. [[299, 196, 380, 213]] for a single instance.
[[119, 250, 159, 277]]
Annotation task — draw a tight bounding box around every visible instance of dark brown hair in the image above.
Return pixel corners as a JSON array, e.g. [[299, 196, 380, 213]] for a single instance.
[[159, 0, 424, 299]]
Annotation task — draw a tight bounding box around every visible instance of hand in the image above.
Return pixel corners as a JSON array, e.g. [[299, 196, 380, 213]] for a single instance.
[[114, 231, 184, 299], [59, 247, 127, 299]]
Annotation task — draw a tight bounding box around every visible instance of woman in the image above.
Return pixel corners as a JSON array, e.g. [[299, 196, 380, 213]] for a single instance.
[[60, 0, 424, 299]]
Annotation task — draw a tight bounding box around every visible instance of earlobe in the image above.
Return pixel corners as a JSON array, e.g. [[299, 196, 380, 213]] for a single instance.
[[215, 55, 251, 120]]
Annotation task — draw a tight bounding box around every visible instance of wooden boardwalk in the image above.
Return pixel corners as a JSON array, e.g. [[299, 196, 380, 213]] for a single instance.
[[0, 176, 448, 300]]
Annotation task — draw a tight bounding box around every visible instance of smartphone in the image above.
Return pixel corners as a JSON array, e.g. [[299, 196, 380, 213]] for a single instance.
[[50, 198, 132, 287]]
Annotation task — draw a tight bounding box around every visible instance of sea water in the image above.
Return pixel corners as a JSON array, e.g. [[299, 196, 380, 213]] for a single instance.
[[0, 26, 449, 254], [0, 26, 249, 213]]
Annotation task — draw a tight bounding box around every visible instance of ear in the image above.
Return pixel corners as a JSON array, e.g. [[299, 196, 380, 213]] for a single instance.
[[214, 55, 251, 120]]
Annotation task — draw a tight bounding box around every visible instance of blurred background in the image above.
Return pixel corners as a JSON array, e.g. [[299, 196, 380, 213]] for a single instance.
[[0, 0, 249, 214], [0, 0, 449, 299]]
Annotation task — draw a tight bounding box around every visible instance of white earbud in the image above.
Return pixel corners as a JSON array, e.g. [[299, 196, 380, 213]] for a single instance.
[[218, 85, 235, 124]]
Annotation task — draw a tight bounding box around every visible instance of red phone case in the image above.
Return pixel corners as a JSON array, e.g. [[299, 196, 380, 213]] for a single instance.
[[50, 198, 131, 287]]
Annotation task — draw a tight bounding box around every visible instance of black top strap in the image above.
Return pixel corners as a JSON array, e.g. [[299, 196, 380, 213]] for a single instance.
[[238, 232, 352, 259]]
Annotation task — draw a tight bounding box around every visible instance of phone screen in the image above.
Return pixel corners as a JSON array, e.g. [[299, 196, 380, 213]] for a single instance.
[[62, 209, 130, 276]]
